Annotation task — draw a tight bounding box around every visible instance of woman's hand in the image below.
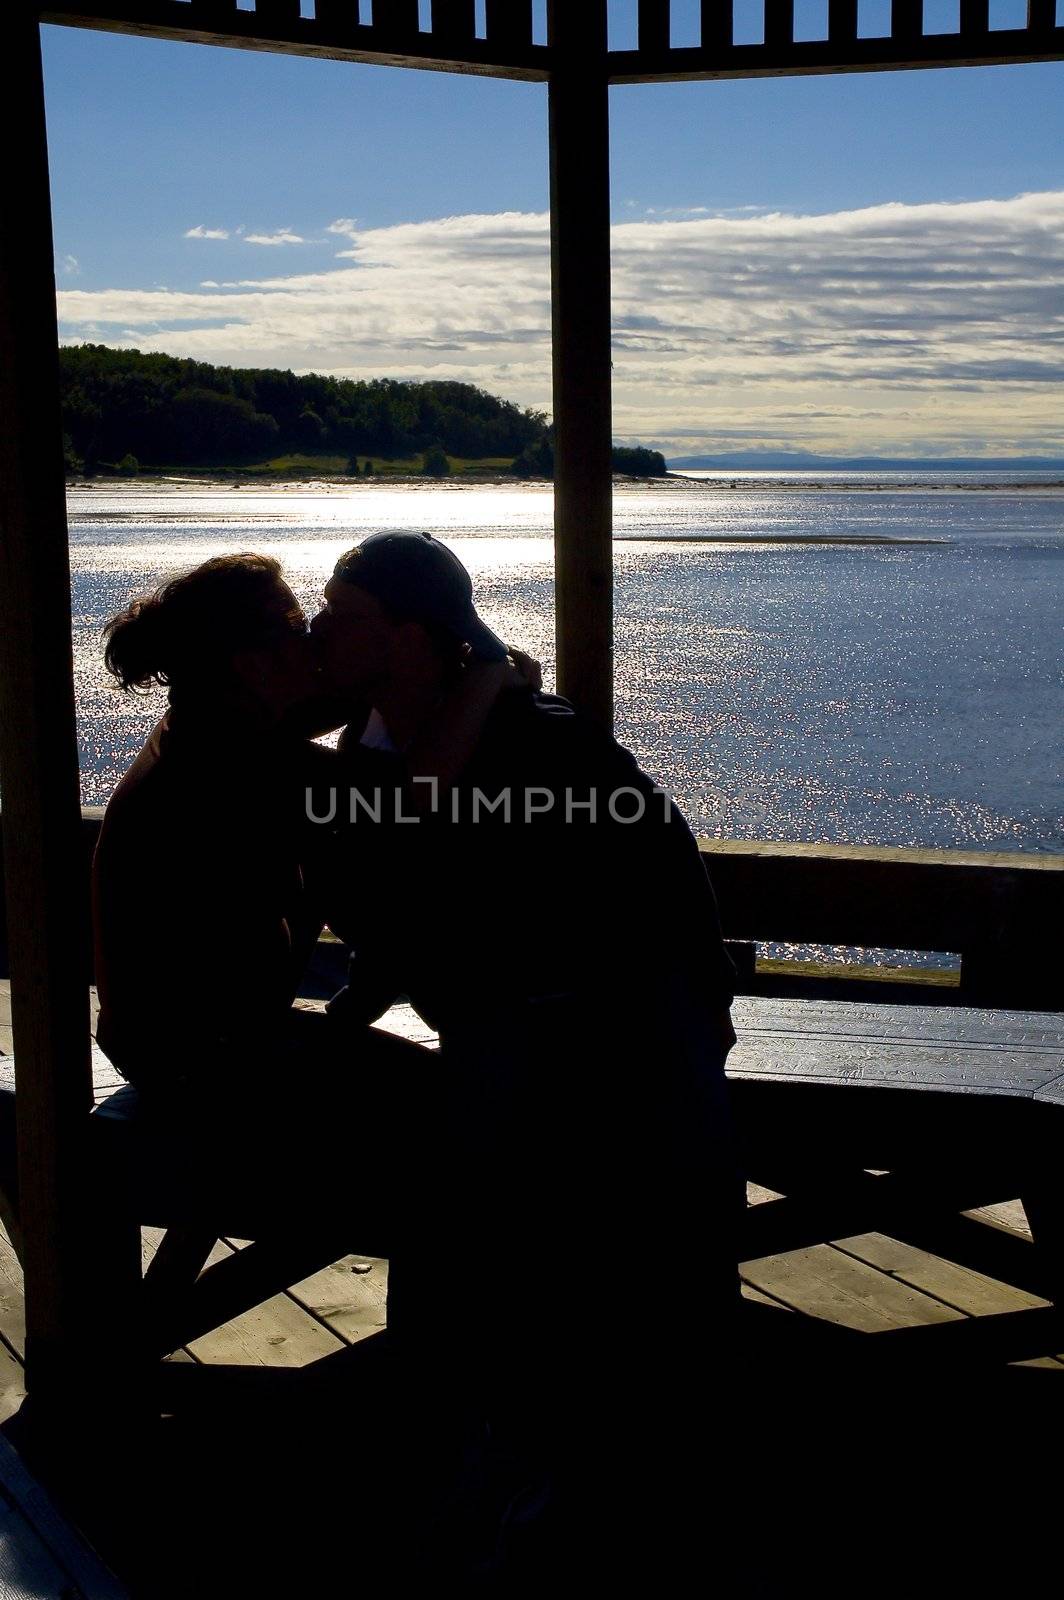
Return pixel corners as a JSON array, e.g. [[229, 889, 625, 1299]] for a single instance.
[[402, 646, 540, 802], [506, 646, 543, 691]]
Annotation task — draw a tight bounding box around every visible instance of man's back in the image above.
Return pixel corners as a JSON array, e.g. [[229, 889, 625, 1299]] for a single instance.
[[327, 687, 745, 1429], [328, 686, 735, 1033]]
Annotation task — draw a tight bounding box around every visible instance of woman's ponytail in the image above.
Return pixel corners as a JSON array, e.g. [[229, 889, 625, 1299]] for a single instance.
[[103, 595, 176, 691], [102, 553, 291, 694]]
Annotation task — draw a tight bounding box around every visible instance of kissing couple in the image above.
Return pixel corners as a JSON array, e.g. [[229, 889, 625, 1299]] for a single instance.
[[93, 530, 742, 1566]]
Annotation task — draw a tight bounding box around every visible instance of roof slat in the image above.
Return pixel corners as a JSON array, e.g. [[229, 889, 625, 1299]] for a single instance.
[[373, 0, 422, 45], [1029, 0, 1058, 28], [189, 0, 238, 20], [314, 1, 359, 31], [765, 1, 795, 50], [890, 0, 923, 43], [254, 0, 302, 22], [828, 0, 858, 43], [638, 0, 670, 55], [486, 0, 533, 49], [700, 1, 733, 50], [432, 0, 477, 48], [960, 0, 991, 34]]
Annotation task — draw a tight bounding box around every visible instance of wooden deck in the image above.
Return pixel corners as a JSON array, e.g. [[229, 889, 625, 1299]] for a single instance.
[[0, 977, 1060, 1398], [2, 977, 1063, 1592]]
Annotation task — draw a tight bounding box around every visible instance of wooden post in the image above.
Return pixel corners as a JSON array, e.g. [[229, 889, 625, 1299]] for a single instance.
[[0, 10, 94, 1407], [547, 0, 614, 730]]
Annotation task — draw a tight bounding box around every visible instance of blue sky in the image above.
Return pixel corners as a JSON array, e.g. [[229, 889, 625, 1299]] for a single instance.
[[41, 11, 1064, 457]]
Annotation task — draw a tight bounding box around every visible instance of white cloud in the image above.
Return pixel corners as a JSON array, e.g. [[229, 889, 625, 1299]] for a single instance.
[[184, 225, 230, 240], [244, 229, 306, 246], [58, 254, 80, 277], [59, 191, 1064, 456]]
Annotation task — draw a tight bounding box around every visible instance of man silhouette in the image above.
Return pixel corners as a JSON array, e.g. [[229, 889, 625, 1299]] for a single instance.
[[311, 530, 742, 1515]]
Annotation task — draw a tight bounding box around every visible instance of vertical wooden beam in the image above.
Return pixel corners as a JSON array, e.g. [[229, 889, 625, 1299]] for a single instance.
[[638, 0, 671, 54], [0, 12, 93, 1405], [547, 0, 613, 730], [486, 0, 534, 48], [701, 1, 734, 51]]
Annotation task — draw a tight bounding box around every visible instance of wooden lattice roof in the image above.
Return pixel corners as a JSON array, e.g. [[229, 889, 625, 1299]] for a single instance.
[[39, 1, 1064, 82]]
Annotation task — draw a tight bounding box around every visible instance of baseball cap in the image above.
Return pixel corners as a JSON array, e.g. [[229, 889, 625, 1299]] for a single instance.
[[333, 531, 509, 662]]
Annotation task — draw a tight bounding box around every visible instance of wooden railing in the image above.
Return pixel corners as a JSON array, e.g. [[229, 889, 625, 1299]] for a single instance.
[[38, 1, 551, 80], [701, 837, 1063, 1009], [609, 0, 1064, 82], [1, 812, 1059, 1013]]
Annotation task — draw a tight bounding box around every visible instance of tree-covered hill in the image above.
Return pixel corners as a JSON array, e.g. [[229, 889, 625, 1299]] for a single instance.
[[58, 344, 667, 479], [59, 344, 547, 471]]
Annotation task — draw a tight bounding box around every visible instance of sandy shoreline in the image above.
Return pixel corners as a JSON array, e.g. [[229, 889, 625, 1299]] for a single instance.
[[66, 472, 1064, 497]]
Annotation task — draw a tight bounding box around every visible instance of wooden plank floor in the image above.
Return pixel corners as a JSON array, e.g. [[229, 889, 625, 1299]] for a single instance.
[[3, 980, 1064, 1596], [0, 981, 1060, 1389]]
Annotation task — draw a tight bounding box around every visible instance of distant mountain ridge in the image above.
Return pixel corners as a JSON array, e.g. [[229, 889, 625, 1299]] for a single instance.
[[667, 451, 1064, 471]]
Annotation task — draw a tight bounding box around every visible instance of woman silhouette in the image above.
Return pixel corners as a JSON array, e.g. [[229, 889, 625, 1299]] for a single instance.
[[94, 550, 530, 1230]]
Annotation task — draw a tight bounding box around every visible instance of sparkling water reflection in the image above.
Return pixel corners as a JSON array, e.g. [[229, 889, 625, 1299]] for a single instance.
[[68, 482, 1064, 851]]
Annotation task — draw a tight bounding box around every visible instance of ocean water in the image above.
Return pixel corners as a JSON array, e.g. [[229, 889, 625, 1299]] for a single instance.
[[68, 478, 1064, 853]]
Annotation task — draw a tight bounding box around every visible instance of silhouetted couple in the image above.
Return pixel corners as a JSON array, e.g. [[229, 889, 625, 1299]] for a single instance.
[[93, 532, 741, 1576]]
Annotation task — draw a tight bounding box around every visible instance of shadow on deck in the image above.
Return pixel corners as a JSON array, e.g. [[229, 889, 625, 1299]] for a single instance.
[[1, 1283, 1062, 1595], [2, 988, 1064, 1591]]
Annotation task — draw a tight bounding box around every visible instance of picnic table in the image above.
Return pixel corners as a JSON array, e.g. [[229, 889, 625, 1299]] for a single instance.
[[728, 993, 1064, 1300]]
